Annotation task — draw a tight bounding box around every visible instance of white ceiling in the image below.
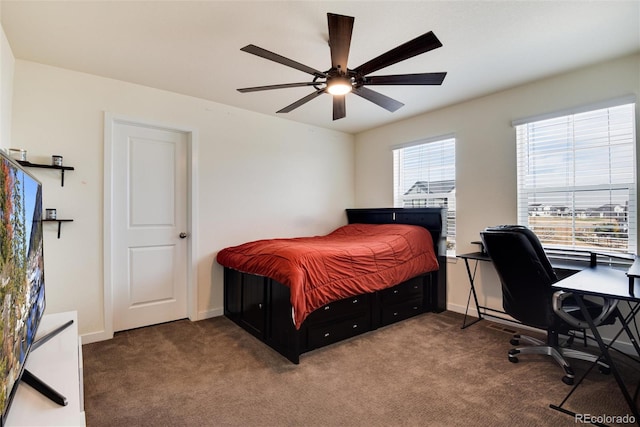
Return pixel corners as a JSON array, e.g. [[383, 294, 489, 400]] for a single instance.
[[2, 1, 639, 134]]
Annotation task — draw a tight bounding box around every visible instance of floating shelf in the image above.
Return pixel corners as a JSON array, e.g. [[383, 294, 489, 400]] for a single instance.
[[17, 160, 75, 186], [43, 219, 73, 238]]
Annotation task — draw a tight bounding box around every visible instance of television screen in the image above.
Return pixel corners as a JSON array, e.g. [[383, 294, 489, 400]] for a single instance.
[[0, 150, 45, 425]]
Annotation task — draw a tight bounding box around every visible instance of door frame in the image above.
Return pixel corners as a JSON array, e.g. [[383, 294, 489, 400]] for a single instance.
[[99, 112, 199, 342]]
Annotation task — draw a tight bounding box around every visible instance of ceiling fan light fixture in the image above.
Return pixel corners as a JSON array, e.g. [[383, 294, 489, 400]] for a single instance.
[[326, 76, 353, 95], [238, 13, 446, 119]]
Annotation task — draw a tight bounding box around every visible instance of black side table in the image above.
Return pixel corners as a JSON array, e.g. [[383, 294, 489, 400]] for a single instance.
[[457, 251, 491, 329]]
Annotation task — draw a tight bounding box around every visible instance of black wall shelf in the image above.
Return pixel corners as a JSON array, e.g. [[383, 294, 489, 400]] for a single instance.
[[17, 160, 75, 186], [43, 219, 73, 239]]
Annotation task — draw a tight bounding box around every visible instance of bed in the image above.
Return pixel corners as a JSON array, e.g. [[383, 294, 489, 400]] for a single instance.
[[217, 208, 447, 363]]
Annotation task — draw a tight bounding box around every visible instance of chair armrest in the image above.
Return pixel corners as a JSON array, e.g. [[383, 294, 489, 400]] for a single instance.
[[552, 290, 618, 329]]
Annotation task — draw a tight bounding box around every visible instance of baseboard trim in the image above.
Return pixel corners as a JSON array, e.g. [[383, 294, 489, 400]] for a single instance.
[[80, 329, 113, 345], [196, 307, 223, 320], [446, 302, 638, 355], [81, 309, 224, 344]]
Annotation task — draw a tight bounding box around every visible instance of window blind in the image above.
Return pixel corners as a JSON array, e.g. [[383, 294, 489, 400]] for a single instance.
[[516, 102, 636, 254], [393, 137, 456, 256]]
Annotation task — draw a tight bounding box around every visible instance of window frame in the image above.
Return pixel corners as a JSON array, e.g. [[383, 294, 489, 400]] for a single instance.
[[392, 135, 456, 257], [514, 98, 637, 255]]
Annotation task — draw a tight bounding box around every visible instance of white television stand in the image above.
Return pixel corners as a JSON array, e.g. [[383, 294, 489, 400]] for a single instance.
[[6, 311, 86, 426]]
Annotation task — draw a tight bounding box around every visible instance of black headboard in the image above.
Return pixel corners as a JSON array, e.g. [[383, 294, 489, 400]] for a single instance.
[[346, 208, 446, 256]]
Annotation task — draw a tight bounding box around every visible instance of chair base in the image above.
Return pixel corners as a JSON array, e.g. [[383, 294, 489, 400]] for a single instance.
[[507, 333, 609, 385]]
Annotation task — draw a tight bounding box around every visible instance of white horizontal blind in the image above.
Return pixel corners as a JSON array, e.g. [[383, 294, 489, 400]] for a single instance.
[[393, 137, 456, 256], [516, 103, 636, 254]]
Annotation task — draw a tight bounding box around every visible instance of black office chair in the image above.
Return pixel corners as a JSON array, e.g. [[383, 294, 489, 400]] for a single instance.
[[480, 225, 618, 385]]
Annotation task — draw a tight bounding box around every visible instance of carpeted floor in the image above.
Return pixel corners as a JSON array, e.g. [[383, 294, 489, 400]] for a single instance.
[[82, 311, 639, 426]]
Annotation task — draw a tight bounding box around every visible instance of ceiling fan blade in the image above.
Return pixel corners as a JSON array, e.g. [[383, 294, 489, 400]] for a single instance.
[[364, 72, 447, 86], [327, 13, 354, 72], [353, 31, 442, 77], [333, 95, 346, 120], [352, 86, 404, 112], [277, 89, 326, 113], [241, 44, 326, 78], [238, 82, 320, 93]]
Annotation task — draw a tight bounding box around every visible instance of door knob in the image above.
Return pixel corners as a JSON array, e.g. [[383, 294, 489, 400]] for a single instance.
[[179, 232, 188, 239]]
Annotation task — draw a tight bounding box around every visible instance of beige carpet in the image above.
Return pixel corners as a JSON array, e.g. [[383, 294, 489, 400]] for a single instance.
[[82, 311, 638, 426]]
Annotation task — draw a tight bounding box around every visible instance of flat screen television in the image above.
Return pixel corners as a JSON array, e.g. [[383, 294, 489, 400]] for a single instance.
[[0, 149, 45, 426]]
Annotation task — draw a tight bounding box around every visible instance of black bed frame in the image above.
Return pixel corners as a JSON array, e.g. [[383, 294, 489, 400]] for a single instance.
[[223, 208, 447, 364]]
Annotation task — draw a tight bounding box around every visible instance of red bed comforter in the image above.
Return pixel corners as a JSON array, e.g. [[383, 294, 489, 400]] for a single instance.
[[216, 223, 439, 329]]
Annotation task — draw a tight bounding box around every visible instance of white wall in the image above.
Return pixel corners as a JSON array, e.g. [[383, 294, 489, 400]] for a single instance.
[[11, 60, 355, 338], [11, 47, 639, 341], [355, 53, 640, 316], [0, 20, 14, 147]]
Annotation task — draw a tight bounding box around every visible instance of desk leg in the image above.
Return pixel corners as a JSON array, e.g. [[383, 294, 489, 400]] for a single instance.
[[550, 363, 606, 426], [551, 302, 640, 424], [617, 303, 640, 358], [575, 295, 639, 422], [461, 258, 483, 329]]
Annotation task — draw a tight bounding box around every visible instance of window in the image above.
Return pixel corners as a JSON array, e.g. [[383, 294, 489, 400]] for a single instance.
[[393, 137, 456, 256], [515, 101, 636, 254]]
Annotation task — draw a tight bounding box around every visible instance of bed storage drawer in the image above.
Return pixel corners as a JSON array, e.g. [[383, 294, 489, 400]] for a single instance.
[[305, 294, 370, 325], [379, 276, 423, 305], [381, 298, 424, 325], [306, 313, 371, 349]]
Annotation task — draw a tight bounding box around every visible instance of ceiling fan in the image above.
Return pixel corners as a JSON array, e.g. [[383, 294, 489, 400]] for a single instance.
[[237, 13, 447, 120]]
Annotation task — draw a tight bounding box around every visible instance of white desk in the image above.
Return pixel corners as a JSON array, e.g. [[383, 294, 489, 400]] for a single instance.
[[6, 311, 86, 426]]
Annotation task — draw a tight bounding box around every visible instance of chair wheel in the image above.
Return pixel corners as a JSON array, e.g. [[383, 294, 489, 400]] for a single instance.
[[510, 338, 520, 346], [562, 376, 574, 385], [599, 365, 611, 375]]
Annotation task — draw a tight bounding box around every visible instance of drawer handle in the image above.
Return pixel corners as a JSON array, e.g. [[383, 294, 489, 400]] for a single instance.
[[258, 303, 263, 309], [393, 312, 399, 316], [324, 332, 330, 337], [393, 290, 399, 294], [352, 299, 358, 303], [324, 306, 331, 311], [352, 324, 358, 329]]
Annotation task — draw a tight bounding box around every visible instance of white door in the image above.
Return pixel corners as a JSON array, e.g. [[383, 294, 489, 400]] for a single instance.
[[112, 122, 188, 332]]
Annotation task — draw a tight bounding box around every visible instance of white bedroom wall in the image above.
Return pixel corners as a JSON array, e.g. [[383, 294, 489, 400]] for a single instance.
[[0, 20, 14, 148], [354, 53, 640, 317], [10, 60, 355, 339]]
